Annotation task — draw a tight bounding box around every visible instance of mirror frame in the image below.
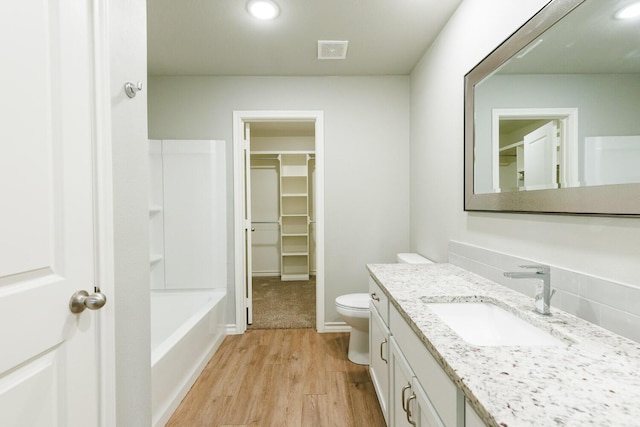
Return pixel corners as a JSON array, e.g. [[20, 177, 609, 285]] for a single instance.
[[464, 0, 640, 217]]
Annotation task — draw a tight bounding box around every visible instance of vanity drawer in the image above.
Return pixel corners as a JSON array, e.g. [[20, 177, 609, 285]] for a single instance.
[[369, 277, 389, 325], [390, 304, 463, 427]]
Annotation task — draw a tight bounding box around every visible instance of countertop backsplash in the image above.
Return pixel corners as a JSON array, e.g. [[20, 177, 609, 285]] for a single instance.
[[448, 241, 640, 344]]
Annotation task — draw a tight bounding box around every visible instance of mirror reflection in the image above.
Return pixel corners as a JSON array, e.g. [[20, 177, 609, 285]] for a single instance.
[[473, 0, 640, 195]]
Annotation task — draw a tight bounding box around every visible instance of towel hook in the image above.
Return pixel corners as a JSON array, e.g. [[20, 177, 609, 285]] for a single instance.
[[124, 81, 143, 98]]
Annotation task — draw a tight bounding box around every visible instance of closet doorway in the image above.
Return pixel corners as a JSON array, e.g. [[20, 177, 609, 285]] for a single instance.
[[233, 111, 325, 334]]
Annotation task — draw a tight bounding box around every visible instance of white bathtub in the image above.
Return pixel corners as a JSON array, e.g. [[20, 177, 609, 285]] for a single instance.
[[151, 289, 226, 427]]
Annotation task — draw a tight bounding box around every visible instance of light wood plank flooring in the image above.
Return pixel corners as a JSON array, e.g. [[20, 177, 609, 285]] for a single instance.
[[166, 329, 386, 427]]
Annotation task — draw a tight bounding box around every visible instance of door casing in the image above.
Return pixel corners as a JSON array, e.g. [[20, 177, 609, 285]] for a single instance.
[[491, 108, 579, 192], [232, 110, 325, 333]]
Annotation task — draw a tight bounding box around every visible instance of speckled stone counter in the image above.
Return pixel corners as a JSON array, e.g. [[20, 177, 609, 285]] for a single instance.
[[367, 263, 640, 427]]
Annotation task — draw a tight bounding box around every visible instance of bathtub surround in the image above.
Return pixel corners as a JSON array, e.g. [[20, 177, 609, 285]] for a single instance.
[[147, 140, 228, 425], [148, 139, 227, 290]]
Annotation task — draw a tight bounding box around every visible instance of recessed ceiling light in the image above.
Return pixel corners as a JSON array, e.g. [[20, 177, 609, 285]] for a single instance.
[[247, 0, 280, 20], [615, 2, 640, 19]]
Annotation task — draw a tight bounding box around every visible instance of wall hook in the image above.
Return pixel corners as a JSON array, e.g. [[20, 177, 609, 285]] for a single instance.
[[124, 81, 143, 98]]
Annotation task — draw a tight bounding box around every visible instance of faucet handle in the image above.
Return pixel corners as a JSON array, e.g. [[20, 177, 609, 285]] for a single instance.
[[518, 265, 549, 274]]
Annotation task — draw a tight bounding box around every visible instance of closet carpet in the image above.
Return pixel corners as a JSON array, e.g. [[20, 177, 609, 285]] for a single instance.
[[248, 276, 316, 329]]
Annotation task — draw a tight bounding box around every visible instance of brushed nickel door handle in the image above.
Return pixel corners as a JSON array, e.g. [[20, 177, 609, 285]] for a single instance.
[[401, 383, 411, 412], [69, 289, 107, 313], [379, 338, 388, 364], [406, 393, 417, 426]]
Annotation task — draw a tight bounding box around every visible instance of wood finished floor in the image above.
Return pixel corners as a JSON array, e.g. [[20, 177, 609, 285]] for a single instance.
[[166, 329, 386, 427]]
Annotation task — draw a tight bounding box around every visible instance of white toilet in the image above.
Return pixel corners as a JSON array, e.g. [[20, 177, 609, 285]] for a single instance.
[[335, 253, 433, 365], [396, 253, 434, 265], [335, 293, 370, 364]]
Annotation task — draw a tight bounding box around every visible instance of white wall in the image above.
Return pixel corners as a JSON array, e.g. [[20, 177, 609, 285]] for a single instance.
[[108, 0, 151, 423], [410, 0, 640, 294], [148, 76, 411, 325]]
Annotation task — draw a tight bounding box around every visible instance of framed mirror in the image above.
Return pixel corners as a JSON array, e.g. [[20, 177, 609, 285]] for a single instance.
[[464, 0, 640, 216]]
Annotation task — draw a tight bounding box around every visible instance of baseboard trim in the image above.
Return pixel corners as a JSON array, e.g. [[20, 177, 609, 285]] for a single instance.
[[226, 324, 240, 335], [228, 322, 351, 334], [322, 322, 351, 333], [251, 272, 280, 277]]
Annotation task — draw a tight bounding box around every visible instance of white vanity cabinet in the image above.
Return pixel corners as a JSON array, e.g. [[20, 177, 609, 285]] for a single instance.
[[390, 338, 444, 427], [369, 274, 470, 426], [369, 278, 390, 424], [390, 303, 465, 427]]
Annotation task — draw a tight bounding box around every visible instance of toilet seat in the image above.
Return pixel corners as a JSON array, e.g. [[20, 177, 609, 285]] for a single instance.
[[335, 293, 369, 311]]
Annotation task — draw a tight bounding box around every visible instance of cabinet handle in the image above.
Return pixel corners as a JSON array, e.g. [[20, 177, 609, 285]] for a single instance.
[[401, 383, 411, 412], [371, 292, 380, 301], [379, 338, 388, 364], [406, 393, 417, 426]]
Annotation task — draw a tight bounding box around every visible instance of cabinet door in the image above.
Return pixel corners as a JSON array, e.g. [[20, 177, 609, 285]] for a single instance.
[[390, 338, 415, 427], [390, 304, 464, 427], [370, 305, 390, 424], [411, 378, 445, 427], [464, 400, 485, 427]]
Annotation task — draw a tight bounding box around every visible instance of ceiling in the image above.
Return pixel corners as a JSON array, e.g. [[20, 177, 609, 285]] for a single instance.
[[146, 0, 462, 76]]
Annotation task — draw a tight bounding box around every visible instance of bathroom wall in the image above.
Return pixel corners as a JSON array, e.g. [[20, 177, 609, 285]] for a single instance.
[[410, 0, 640, 335], [148, 76, 411, 326], [107, 0, 151, 423]]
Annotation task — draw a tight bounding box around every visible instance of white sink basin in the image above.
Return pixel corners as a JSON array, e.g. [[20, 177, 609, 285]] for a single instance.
[[425, 302, 564, 347]]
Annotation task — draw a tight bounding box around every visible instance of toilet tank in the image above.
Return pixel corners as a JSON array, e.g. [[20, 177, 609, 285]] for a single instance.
[[396, 253, 434, 264]]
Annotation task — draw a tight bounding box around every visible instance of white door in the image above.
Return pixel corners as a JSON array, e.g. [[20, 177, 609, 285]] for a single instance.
[[0, 1, 102, 426], [524, 121, 559, 190], [243, 122, 254, 324]]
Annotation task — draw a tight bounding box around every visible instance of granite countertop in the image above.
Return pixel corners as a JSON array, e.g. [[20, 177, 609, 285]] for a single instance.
[[367, 263, 640, 427]]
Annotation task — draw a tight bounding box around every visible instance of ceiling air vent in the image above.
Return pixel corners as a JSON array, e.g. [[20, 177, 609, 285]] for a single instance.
[[317, 40, 349, 60]]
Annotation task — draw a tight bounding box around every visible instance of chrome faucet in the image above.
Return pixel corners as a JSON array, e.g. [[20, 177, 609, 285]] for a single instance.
[[504, 265, 555, 315]]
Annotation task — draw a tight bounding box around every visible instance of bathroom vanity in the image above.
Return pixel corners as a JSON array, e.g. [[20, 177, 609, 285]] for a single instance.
[[367, 263, 640, 426]]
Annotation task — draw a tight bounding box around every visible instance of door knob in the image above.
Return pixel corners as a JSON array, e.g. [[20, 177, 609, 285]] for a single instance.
[[69, 289, 107, 314]]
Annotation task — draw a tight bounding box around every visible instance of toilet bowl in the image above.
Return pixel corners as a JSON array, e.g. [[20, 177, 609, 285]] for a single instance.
[[335, 293, 370, 365], [336, 253, 433, 365]]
